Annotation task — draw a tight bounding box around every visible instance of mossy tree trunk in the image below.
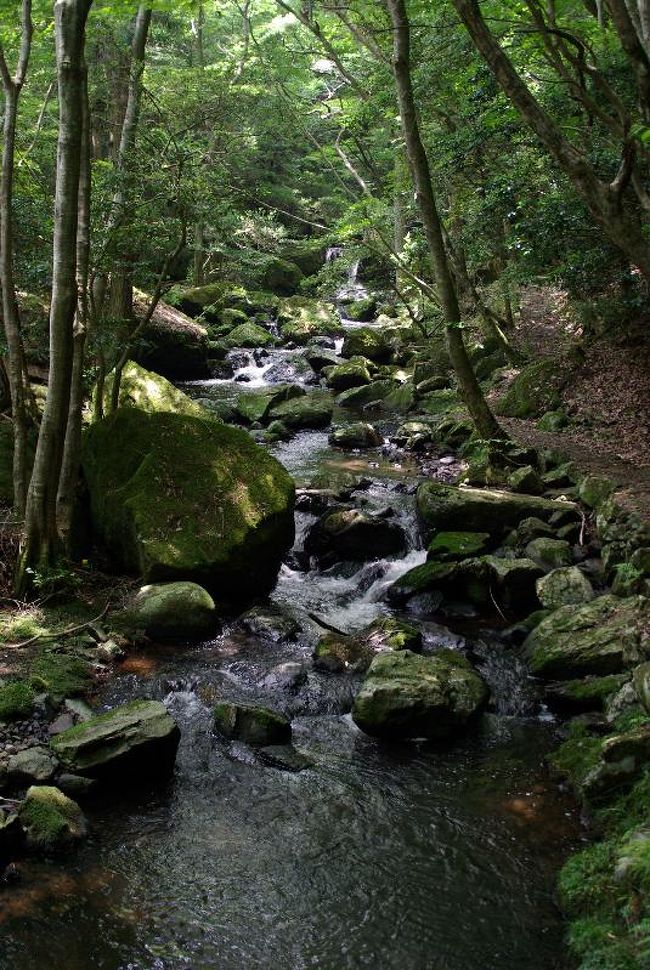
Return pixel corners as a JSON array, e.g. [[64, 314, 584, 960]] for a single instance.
[[385, 0, 503, 439], [17, 0, 92, 593]]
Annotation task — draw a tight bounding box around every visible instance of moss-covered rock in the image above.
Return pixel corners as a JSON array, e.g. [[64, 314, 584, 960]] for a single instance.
[[633, 662, 650, 714], [352, 649, 489, 740], [131, 292, 210, 380], [427, 531, 492, 562], [0, 681, 35, 722], [343, 297, 377, 322], [18, 786, 86, 854], [280, 238, 327, 277], [235, 384, 305, 425], [322, 358, 372, 392], [341, 327, 392, 363], [496, 360, 566, 418], [267, 393, 333, 430], [508, 465, 544, 495], [537, 409, 568, 432], [329, 422, 383, 449], [578, 475, 615, 509], [277, 298, 342, 344], [126, 581, 217, 640], [524, 595, 650, 680], [536, 566, 594, 610], [7, 746, 59, 786], [102, 361, 207, 418], [259, 257, 304, 295], [544, 674, 629, 716], [313, 633, 370, 673], [416, 481, 577, 540], [525, 537, 573, 571], [224, 322, 277, 349], [51, 700, 180, 780], [305, 508, 407, 562], [213, 702, 291, 745], [82, 409, 295, 598], [29, 652, 93, 703], [363, 616, 422, 653], [173, 283, 279, 322]]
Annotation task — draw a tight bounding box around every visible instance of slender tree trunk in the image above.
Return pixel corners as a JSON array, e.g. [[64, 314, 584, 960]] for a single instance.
[[0, 1, 33, 514], [17, 0, 92, 591], [57, 59, 91, 553], [385, 0, 503, 439]]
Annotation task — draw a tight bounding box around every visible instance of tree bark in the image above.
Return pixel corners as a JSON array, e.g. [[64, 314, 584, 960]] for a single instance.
[[18, 0, 92, 590], [385, 0, 503, 439], [0, 1, 33, 514]]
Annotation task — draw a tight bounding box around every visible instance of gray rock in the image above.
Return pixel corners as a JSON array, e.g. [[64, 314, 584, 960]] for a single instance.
[[7, 746, 59, 785], [536, 566, 594, 610], [213, 702, 291, 746]]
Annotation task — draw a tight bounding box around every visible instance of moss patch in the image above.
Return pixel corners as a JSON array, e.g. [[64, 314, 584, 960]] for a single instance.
[[29, 652, 93, 702], [0, 680, 36, 722]]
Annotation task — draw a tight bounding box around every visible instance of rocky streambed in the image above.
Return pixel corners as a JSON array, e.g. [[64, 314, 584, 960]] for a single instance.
[[1, 299, 649, 970]]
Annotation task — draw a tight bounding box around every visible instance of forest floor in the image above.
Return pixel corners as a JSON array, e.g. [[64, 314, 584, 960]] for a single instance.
[[494, 284, 650, 521]]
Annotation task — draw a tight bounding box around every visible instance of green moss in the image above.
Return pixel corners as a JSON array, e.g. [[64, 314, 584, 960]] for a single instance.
[[496, 360, 566, 418], [0, 680, 35, 722], [427, 531, 492, 562], [29, 651, 93, 702], [19, 785, 86, 853], [0, 609, 48, 645], [549, 722, 604, 788]]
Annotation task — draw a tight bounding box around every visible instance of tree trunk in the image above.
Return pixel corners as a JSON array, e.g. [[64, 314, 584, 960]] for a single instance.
[[56, 59, 91, 554], [0, 1, 33, 515], [17, 0, 92, 591], [385, 0, 503, 439]]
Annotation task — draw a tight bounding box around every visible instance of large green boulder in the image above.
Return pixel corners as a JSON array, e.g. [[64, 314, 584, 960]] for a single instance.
[[496, 360, 566, 418], [82, 409, 295, 597], [280, 238, 327, 277], [322, 358, 372, 392], [259, 257, 304, 295], [173, 283, 279, 322], [427, 531, 492, 562], [235, 384, 305, 425], [131, 294, 210, 380], [127, 582, 217, 640], [416, 481, 578, 540], [524, 595, 649, 680], [18, 786, 86, 854], [336, 379, 414, 412], [352, 650, 489, 740], [277, 298, 342, 344], [50, 700, 181, 780], [102, 361, 207, 418], [329, 422, 383, 449], [341, 327, 392, 363], [213, 702, 291, 745], [224, 322, 277, 349], [525, 537, 573, 571], [536, 566, 594, 610], [267, 393, 333, 430], [344, 297, 377, 322]]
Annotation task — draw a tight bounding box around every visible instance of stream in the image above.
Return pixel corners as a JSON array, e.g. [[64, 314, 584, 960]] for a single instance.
[[0, 317, 579, 970]]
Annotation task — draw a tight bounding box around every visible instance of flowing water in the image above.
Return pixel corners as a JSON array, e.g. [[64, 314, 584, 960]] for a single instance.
[[0, 323, 579, 970]]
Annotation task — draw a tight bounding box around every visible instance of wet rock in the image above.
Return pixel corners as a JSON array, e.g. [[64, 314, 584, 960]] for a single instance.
[[260, 662, 307, 692], [536, 566, 594, 610], [50, 700, 181, 781], [329, 422, 383, 449], [213, 702, 291, 746], [7, 746, 59, 786], [264, 420, 292, 443], [305, 508, 407, 563], [426, 531, 492, 563], [543, 675, 628, 716], [341, 327, 392, 363], [322, 358, 372, 392], [352, 649, 489, 740], [126, 581, 217, 641], [224, 321, 277, 349], [508, 465, 544, 495], [314, 633, 370, 673], [258, 744, 313, 773], [416, 481, 577, 540], [82, 409, 295, 600], [363, 617, 422, 654], [18, 786, 87, 854], [525, 537, 572, 571], [56, 774, 98, 799], [305, 346, 340, 373], [524, 595, 649, 680], [235, 384, 305, 425], [237, 605, 301, 643], [268, 393, 333, 430]]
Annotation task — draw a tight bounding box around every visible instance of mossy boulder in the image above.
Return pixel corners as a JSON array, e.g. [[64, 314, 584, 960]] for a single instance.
[[50, 700, 180, 781], [280, 238, 327, 277], [127, 582, 217, 640], [525, 537, 572, 571], [336, 379, 414, 412], [427, 531, 492, 562], [82, 409, 295, 598], [235, 384, 305, 425], [524, 595, 650, 679], [538, 409, 568, 431], [314, 618, 421, 674], [224, 322, 277, 349], [260, 257, 304, 295], [0, 681, 35, 722], [363, 616, 422, 653], [131, 293, 210, 380], [305, 508, 407, 562], [352, 649, 489, 740], [213, 702, 291, 745], [267, 393, 333, 430], [102, 361, 207, 419], [344, 297, 377, 322], [329, 422, 383, 449], [581, 723, 650, 799], [173, 283, 279, 322], [544, 674, 629, 716], [633, 662, 650, 713], [496, 360, 565, 418], [7, 746, 59, 786], [277, 298, 342, 344], [536, 566, 594, 610], [322, 358, 372, 392], [18, 786, 86, 854], [508, 465, 544, 496], [341, 327, 392, 363], [416, 481, 577, 540], [578, 475, 615, 509]]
